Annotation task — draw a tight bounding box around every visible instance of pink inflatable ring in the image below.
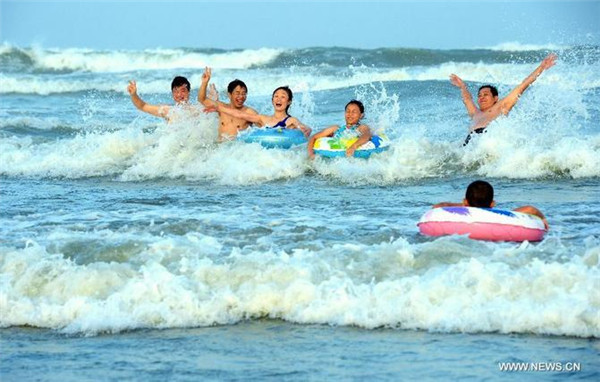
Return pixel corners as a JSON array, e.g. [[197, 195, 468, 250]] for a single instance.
[[418, 206, 546, 242]]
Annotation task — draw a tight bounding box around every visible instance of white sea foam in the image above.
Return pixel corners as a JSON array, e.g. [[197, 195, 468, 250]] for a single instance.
[[0, 107, 216, 178], [119, 133, 309, 185], [4, 59, 598, 96], [485, 42, 568, 52], [16, 45, 283, 72], [1, 236, 598, 336], [2, 115, 599, 182], [462, 128, 600, 179], [0, 116, 65, 131]]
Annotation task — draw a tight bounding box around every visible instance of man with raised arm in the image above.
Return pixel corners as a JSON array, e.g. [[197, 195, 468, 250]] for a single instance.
[[450, 53, 557, 145], [198, 67, 258, 142], [127, 76, 195, 123]]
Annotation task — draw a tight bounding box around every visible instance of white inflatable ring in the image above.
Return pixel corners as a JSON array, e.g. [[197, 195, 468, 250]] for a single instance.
[[418, 206, 546, 242]]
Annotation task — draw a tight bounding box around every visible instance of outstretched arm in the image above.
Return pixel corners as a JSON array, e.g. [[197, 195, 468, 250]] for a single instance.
[[128, 80, 168, 118], [307, 125, 338, 159], [285, 117, 312, 137], [206, 98, 264, 125], [500, 53, 557, 115], [450, 74, 478, 117]]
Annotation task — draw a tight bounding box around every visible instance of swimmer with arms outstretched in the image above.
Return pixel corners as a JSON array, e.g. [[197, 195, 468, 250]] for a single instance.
[[450, 53, 557, 144]]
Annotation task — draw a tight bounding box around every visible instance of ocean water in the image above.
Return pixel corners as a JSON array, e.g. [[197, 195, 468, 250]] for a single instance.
[[1, 43, 599, 380]]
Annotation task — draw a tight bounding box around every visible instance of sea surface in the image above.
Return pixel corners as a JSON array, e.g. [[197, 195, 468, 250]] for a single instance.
[[1, 43, 599, 380]]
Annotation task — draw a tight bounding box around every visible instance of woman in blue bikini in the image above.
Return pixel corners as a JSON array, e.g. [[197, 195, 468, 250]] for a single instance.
[[205, 86, 311, 137], [307, 100, 372, 159]]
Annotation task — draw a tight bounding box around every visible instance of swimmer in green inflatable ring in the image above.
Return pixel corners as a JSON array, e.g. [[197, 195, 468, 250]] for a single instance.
[[307, 100, 372, 159]]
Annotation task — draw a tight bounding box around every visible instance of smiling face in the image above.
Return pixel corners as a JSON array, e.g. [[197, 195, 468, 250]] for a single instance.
[[477, 87, 498, 111], [229, 85, 247, 109], [272, 89, 291, 113], [171, 84, 190, 104], [344, 103, 363, 126]]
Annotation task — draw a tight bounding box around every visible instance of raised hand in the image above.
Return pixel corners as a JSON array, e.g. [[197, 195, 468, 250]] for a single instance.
[[540, 53, 557, 70], [449, 74, 466, 88], [127, 80, 137, 95], [201, 67, 212, 83]]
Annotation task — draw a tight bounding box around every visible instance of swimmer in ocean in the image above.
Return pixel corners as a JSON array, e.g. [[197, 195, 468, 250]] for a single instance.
[[198, 67, 258, 142], [128, 76, 197, 123], [450, 53, 557, 145], [433, 180, 548, 229]]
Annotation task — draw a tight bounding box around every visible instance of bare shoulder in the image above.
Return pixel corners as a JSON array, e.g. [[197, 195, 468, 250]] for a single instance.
[[498, 96, 517, 115]]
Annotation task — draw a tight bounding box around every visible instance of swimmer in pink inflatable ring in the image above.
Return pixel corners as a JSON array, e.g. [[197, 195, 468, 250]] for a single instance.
[[433, 180, 548, 230]]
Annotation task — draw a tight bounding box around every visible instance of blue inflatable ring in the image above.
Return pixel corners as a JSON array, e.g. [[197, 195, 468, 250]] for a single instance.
[[237, 128, 307, 149]]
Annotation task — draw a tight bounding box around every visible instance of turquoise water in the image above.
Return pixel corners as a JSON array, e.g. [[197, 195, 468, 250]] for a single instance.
[[2, 322, 599, 381]]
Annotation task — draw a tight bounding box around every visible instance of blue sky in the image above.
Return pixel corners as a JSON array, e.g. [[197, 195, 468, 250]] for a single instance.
[[1, 0, 599, 50]]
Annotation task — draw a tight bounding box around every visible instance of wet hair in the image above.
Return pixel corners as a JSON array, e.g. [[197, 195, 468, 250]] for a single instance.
[[478, 85, 498, 97], [465, 180, 494, 208], [272, 86, 293, 115], [345, 99, 365, 114], [171, 76, 191, 91], [228, 79, 248, 94]]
